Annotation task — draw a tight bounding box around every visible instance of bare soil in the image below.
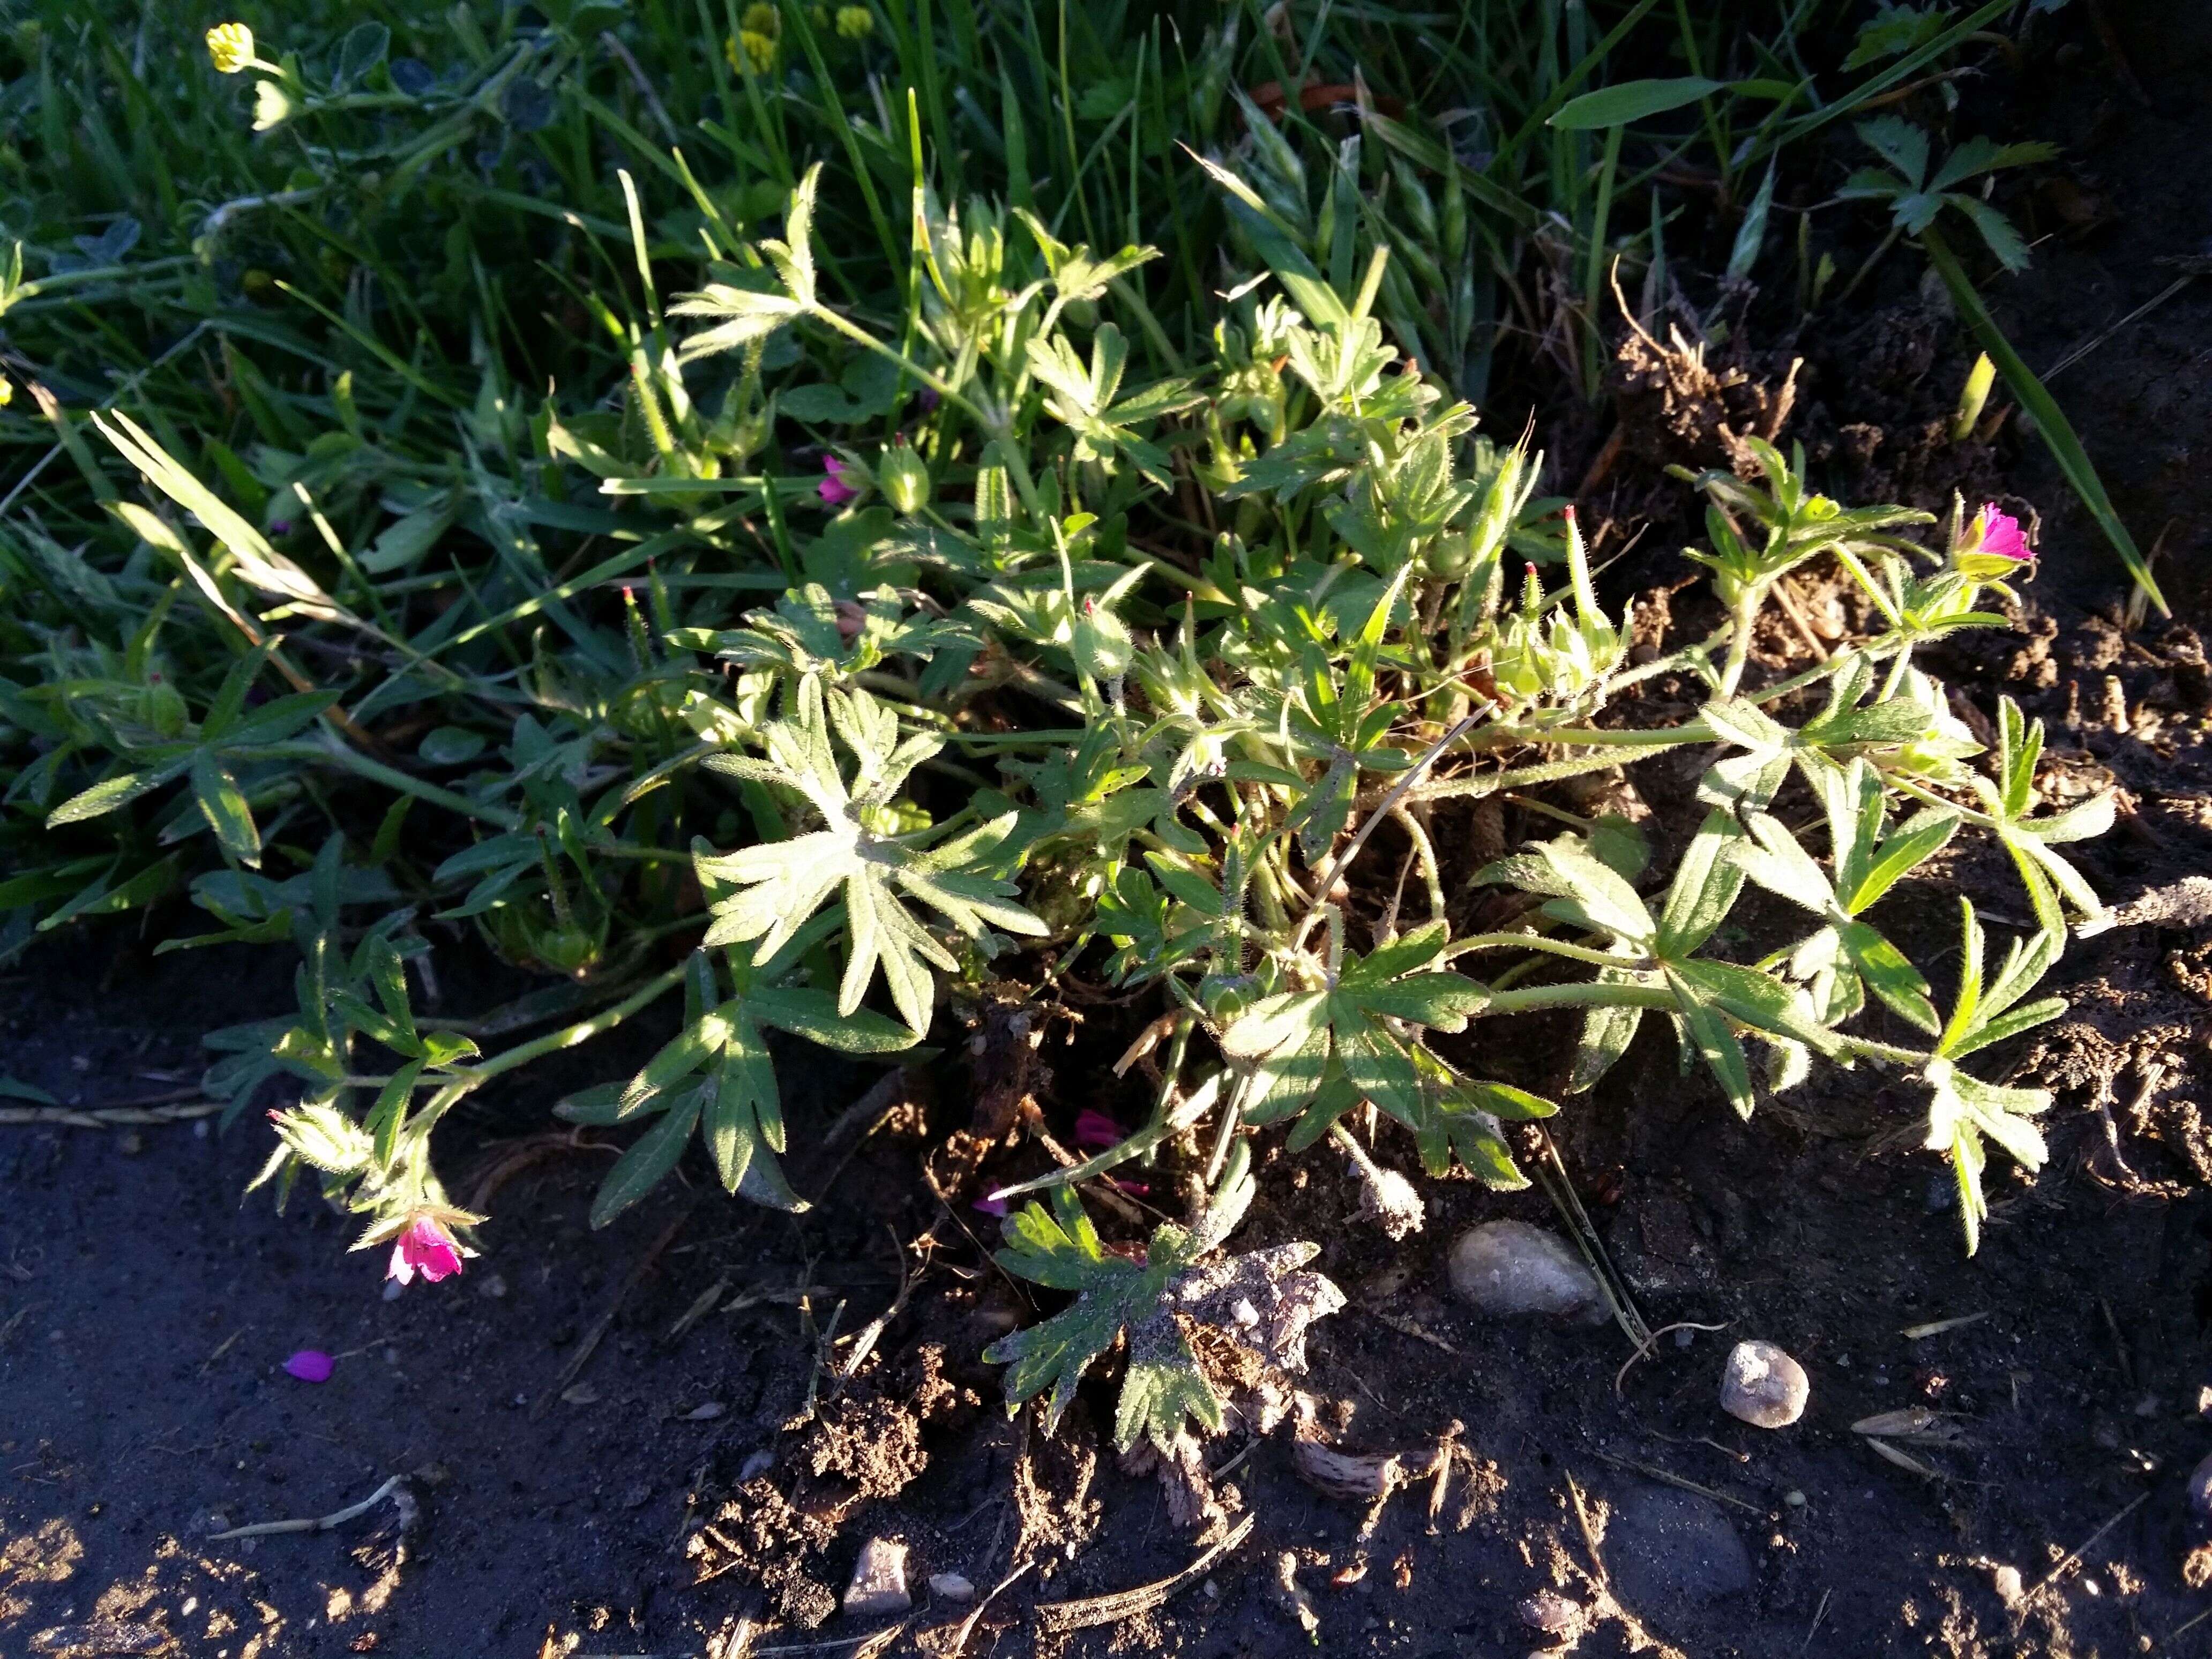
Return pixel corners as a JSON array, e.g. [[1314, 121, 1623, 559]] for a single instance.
[[6, 6, 2212, 1656]]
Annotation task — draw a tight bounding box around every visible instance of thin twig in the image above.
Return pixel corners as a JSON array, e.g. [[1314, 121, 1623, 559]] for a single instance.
[[1302, 708, 1489, 926], [1, 1097, 223, 1129], [927, 1559, 1035, 1657], [2015, 1490, 2149, 1619], [208, 1474, 409, 1540], [1534, 1129, 1651, 1348], [1588, 1451, 1763, 1516], [1615, 1320, 1731, 1396]]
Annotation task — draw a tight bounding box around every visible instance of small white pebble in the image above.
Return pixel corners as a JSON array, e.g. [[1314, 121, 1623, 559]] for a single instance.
[[1721, 1340, 1810, 1429], [843, 1537, 911, 1618], [1202, 1579, 1220, 1599], [928, 1573, 975, 1602], [684, 1401, 726, 1421]]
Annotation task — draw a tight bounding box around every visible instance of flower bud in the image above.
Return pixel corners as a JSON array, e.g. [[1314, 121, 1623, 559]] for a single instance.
[[1072, 596, 1134, 682], [251, 79, 295, 132], [205, 22, 253, 74], [878, 439, 930, 515], [835, 4, 875, 39]]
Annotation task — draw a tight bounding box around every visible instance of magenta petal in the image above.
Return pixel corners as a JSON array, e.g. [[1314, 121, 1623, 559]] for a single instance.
[[1981, 505, 2029, 561], [283, 1349, 334, 1384], [1072, 1110, 1126, 1151], [817, 455, 858, 506], [1107, 1178, 1150, 1197], [973, 1195, 1009, 1217], [391, 1216, 466, 1285]]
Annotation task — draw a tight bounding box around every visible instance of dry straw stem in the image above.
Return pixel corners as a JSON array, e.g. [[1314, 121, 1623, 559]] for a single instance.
[[207, 1473, 412, 1540], [1032, 1512, 1256, 1634]]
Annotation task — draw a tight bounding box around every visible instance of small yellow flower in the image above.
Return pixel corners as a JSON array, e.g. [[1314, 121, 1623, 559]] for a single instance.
[[741, 3, 780, 36], [0, 374, 13, 408], [728, 28, 777, 73], [835, 5, 873, 39], [205, 21, 255, 74], [251, 78, 295, 131]]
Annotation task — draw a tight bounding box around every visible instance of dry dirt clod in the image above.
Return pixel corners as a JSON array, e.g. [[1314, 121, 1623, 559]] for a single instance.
[[1448, 1221, 1607, 1323], [1520, 1587, 1585, 1636], [843, 1537, 911, 1618], [1720, 1340, 1809, 1429], [1272, 1551, 1321, 1639]]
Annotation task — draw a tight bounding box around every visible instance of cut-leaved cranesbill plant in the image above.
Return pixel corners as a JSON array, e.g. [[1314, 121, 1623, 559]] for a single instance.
[[2, 6, 2123, 1516]]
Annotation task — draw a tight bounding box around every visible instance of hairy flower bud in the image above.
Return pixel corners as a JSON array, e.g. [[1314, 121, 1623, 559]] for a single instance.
[[1073, 596, 1134, 682], [878, 439, 930, 515]]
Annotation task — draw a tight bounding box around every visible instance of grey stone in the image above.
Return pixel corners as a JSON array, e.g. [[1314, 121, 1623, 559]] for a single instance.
[[1721, 1340, 1809, 1428], [1448, 1221, 1608, 1323], [843, 1537, 911, 1618], [1606, 1484, 1752, 1616], [2190, 1451, 2212, 1519], [928, 1572, 975, 1602]]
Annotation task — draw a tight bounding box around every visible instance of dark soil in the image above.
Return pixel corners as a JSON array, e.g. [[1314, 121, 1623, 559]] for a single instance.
[[7, 6, 2212, 1656]]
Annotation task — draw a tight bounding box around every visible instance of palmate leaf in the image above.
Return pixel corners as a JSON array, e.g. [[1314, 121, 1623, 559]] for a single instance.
[[695, 676, 1045, 1033], [1925, 1058, 2050, 1256], [1221, 921, 1486, 1127], [1025, 323, 1198, 489], [1483, 817, 1840, 1114], [559, 944, 919, 1226], [1970, 697, 2115, 931], [1918, 898, 2068, 1254], [1699, 664, 1943, 814], [1732, 759, 1959, 1033], [984, 1186, 1343, 1453]]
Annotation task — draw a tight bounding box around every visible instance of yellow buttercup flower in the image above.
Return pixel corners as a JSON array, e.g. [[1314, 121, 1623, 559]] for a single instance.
[[727, 28, 777, 72], [205, 22, 254, 74], [0, 375, 14, 408], [835, 5, 873, 39]]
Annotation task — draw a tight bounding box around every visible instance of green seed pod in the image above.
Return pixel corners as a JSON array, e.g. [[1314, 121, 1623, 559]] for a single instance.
[[1462, 443, 1525, 590], [878, 439, 930, 515], [143, 676, 189, 737]]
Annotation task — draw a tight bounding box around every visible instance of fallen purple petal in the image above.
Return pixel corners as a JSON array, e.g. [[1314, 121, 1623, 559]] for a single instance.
[[1073, 1110, 1126, 1152], [282, 1349, 334, 1384], [973, 1194, 1009, 1217]]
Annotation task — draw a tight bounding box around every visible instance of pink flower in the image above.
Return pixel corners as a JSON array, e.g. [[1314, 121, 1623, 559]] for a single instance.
[[817, 454, 858, 506], [1073, 1110, 1126, 1152], [387, 1215, 467, 1286], [1963, 503, 2029, 563], [973, 1194, 1010, 1217], [282, 1349, 334, 1383]]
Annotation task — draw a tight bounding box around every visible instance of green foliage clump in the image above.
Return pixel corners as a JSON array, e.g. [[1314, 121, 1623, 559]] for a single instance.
[[0, 1, 2124, 1442]]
